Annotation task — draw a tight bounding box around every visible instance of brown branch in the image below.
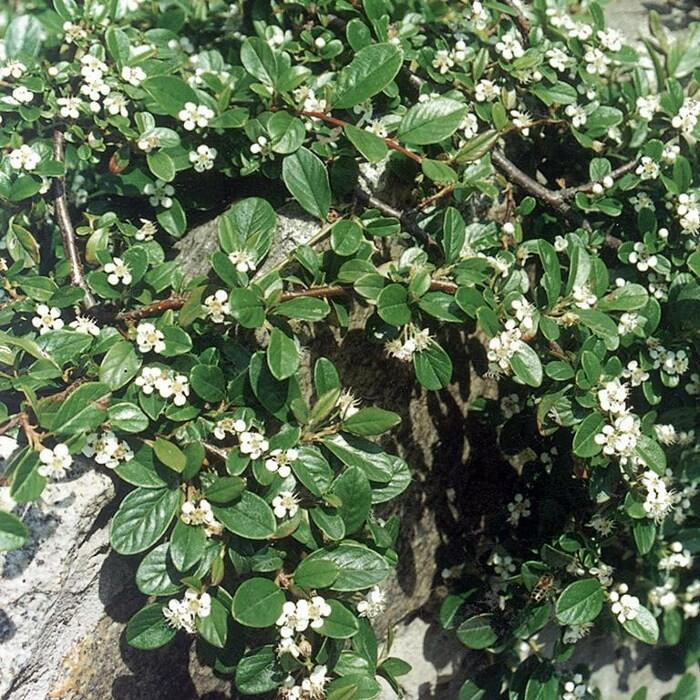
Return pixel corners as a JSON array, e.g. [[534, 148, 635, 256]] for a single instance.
[[419, 185, 455, 210], [40, 377, 88, 404], [279, 286, 348, 302], [52, 130, 96, 308], [298, 110, 424, 164], [560, 158, 640, 199], [502, 0, 531, 47], [115, 294, 188, 322]]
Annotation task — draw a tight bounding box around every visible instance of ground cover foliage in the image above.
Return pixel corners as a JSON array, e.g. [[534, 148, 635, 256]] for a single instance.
[[0, 0, 699, 698]]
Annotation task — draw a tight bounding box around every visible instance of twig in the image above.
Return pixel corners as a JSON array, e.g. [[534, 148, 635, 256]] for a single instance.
[[502, 0, 531, 47], [41, 377, 88, 404], [298, 110, 424, 164], [560, 158, 640, 199], [52, 130, 96, 308], [279, 286, 348, 302], [115, 294, 188, 322]]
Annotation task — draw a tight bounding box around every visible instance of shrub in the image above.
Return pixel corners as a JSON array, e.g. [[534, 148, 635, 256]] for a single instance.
[[0, 0, 698, 698]]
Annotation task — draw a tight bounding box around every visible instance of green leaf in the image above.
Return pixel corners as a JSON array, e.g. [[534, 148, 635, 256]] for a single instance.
[[142, 76, 199, 117], [169, 518, 206, 571], [9, 449, 46, 503], [414, 343, 453, 389], [267, 327, 299, 380], [293, 558, 340, 589], [203, 476, 246, 504], [235, 646, 284, 695], [136, 543, 183, 596], [398, 98, 467, 145], [157, 199, 187, 238], [343, 407, 400, 436], [510, 344, 543, 387], [376, 284, 411, 326], [5, 15, 43, 57], [0, 511, 28, 551], [275, 296, 330, 321], [240, 37, 279, 87], [442, 208, 466, 264], [212, 491, 276, 539], [231, 577, 285, 627], [344, 124, 389, 163], [110, 486, 180, 555], [99, 341, 142, 390], [597, 283, 649, 312], [153, 437, 187, 473], [108, 401, 149, 433], [555, 578, 604, 625], [331, 219, 363, 256], [190, 364, 225, 402], [326, 675, 382, 700], [322, 433, 393, 482], [229, 288, 265, 328], [126, 603, 177, 649], [304, 544, 391, 591], [455, 130, 500, 163], [105, 26, 130, 67], [622, 605, 659, 645], [333, 43, 403, 108], [282, 147, 331, 219], [671, 674, 698, 700], [572, 413, 605, 458], [457, 614, 498, 649], [52, 382, 111, 435], [319, 599, 360, 638], [147, 151, 176, 183], [197, 595, 228, 648], [332, 466, 372, 535]]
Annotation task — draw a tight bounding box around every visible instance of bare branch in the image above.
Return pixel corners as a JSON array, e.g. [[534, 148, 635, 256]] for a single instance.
[[115, 294, 188, 322], [52, 130, 96, 308]]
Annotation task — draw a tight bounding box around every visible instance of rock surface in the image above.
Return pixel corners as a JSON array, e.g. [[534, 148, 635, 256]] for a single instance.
[[2, 3, 698, 699]]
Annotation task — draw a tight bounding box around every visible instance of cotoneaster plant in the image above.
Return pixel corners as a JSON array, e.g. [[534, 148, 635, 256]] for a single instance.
[[0, 0, 698, 699]]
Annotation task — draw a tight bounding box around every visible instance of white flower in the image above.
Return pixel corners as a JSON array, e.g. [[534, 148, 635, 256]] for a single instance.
[[137, 132, 161, 152], [510, 109, 531, 135], [63, 21, 87, 43], [272, 490, 299, 519], [143, 179, 175, 208], [584, 46, 611, 75], [686, 373, 700, 396], [636, 95, 661, 121], [468, 1, 490, 29], [546, 47, 571, 72], [277, 600, 311, 636], [203, 289, 230, 322], [432, 49, 454, 74], [83, 431, 133, 469], [158, 374, 190, 406], [565, 103, 587, 129], [104, 257, 132, 286], [563, 674, 590, 700], [227, 250, 256, 273], [589, 514, 615, 537], [104, 92, 129, 118], [563, 622, 593, 644], [337, 390, 360, 419], [597, 379, 628, 415], [38, 443, 73, 479], [617, 312, 641, 335], [239, 430, 269, 459], [265, 448, 299, 478], [306, 595, 332, 628], [301, 665, 329, 698], [486, 320, 523, 373], [0, 61, 27, 79], [594, 413, 641, 461], [135, 322, 165, 354], [189, 144, 217, 172], [475, 79, 499, 102], [249, 135, 269, 155], [357, 586, 386, 619], [293, 86, 327, 113], [495, 33, 524, 61], [568, 22, 593, 40], [9, 144, 41, 172], [598, 28, 624, 52], [672, 98, 700, 135], [178, 101, 214, 130], [183, 589, 211, 618], [589, 562, 614, 587], [609, 583, 640, 623], [506, 493, 531, 525], [635, 156, 660, 181], [654, 424, 678, 445], [57, 96, 82, 119], [572, 283, 597, 309], [488, 551, 516, 578], [136, 219, 157, 241], [135, 366, 167, 394], [554, 235, 567, 252], [11, 86, 34, 104], [163, 597, 195, 633], [121, 65, 146, 86], [0, 436, 19, 460], [213, 416, 246, 440], [32, 304, 64, 334], [276, 637, 303, 658], [511, 297, 535, 332], [628, 242, 657, 272], [500, 393, 521, 419], [677, 193, 700, 234]]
